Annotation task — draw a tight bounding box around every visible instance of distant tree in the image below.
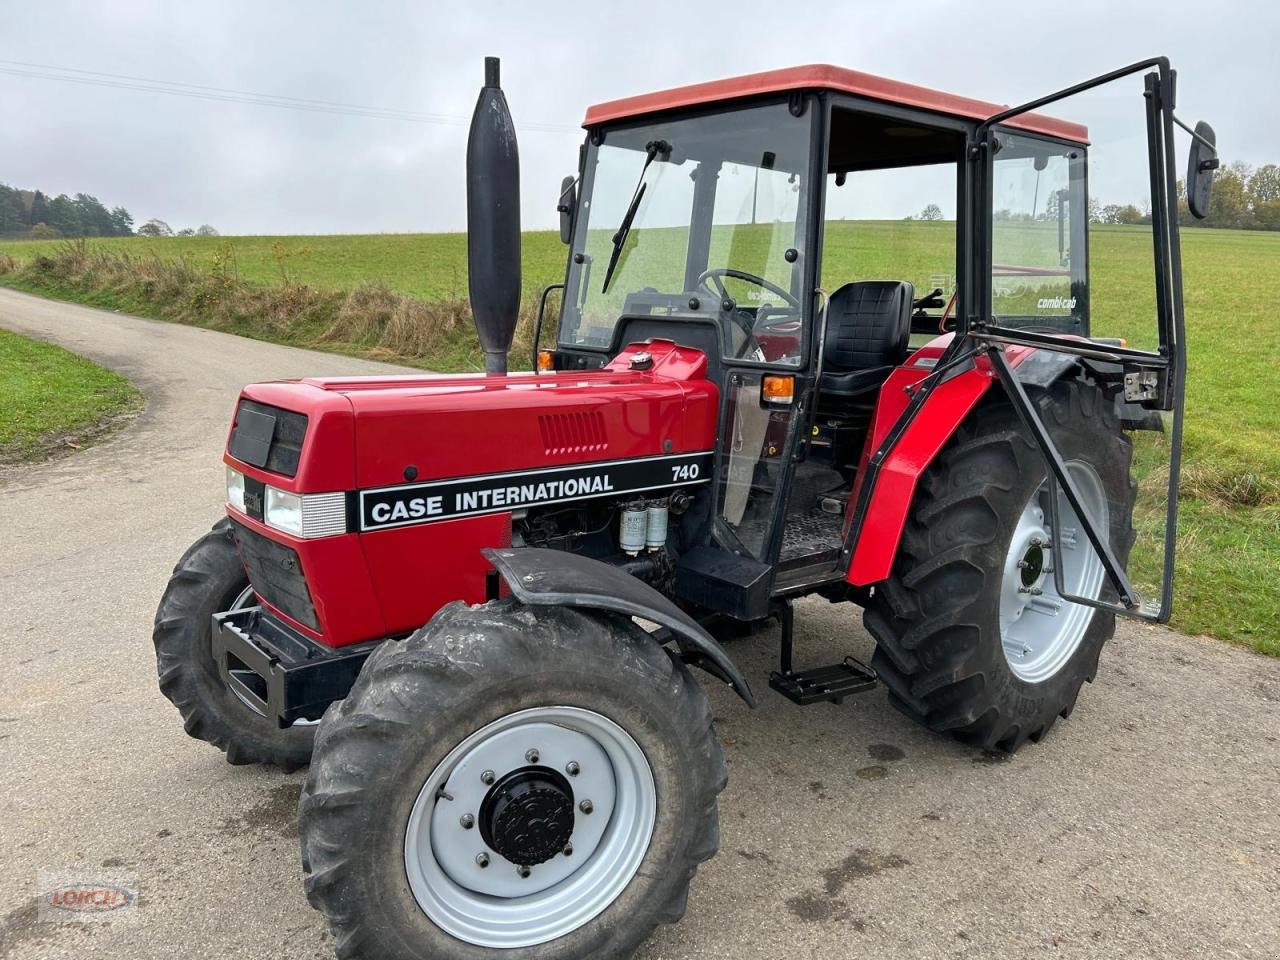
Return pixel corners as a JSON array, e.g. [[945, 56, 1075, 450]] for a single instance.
[[137, 218, 173, 237], [1204, 162, 1251, 229], [1248, 164, 1280, 205], [918, 203, 944, 221], [196, 224, 219, 237], [176, 227, 196, 237], [1114, 204, 1147, 225], [28, 190, 49, 227], [0, 183, 23, 233], [43, 194, 83, 236], [30, 222, 60, 239], [1253, 199, 1280, 231], [110, 206, 134, 236]]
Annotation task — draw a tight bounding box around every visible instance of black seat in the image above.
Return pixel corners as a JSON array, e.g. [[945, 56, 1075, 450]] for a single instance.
[[819, 280, 914, 396]]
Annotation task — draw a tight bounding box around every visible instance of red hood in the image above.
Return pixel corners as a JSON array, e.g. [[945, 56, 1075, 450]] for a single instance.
[[233, 341, 718, 491]]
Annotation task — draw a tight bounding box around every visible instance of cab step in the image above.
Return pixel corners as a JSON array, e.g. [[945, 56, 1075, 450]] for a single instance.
[[766, 599, 878, 706], [769, 658, 878, 706]]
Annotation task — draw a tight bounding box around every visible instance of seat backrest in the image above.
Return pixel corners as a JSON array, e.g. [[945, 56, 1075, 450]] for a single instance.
[[823, 280, 914, 371]]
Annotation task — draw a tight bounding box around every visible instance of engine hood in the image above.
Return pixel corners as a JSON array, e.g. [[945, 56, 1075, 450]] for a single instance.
[[238, 341, 718, 491]]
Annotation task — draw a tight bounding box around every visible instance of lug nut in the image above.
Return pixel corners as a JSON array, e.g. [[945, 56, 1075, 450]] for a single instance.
[[579, 799, 594, 815], [517, 865, 531, 879], [481, 770, 495, 785], [476, 853, 490, 868], [565, 761, 580, 777], [526, 749, 540, 764], [460, 814, 475, 830]]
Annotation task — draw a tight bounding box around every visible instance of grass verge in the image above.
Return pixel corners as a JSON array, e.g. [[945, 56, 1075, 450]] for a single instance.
[[0, 326, 143, 465]]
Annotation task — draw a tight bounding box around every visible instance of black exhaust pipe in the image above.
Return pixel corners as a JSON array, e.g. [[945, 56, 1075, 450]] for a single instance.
[[466, 56, 521, 375]]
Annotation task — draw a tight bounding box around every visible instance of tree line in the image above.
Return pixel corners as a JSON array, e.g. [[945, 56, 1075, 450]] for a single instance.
[[0, 182, 218, 239], [0, 182, 134, 238], [1092, 161, 1280, 230]]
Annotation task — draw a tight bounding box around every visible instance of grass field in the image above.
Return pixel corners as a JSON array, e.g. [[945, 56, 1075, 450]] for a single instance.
[[1, 224, 1276, 653], [0, 327, 143, 464]]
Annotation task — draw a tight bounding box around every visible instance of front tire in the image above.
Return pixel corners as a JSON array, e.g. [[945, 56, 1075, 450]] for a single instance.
[[152, 518, 315, 771], [299, 599, 725, 960], [865, 376, 1135, 752]]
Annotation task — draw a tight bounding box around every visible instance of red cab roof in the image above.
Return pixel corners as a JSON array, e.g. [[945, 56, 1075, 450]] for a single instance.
[[583, 63, 1088, 143]]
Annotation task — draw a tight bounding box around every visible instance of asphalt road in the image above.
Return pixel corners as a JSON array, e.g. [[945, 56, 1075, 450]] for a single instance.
[[1, 286, 1277, 960]]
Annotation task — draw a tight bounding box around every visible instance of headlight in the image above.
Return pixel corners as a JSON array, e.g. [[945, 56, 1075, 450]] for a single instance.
[[227, 464, 344, 538], [265, 486, 304, 536], [226, 466, 246, 512], [266, 487, 346, 539]]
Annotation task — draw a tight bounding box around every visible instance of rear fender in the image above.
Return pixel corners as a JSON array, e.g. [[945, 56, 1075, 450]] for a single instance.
[[845, 337, 1065, 586], [483, 547, 754, 706]]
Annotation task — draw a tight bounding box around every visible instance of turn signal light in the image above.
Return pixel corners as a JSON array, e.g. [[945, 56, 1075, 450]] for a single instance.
[[762, 375, 794, 405], [537, 350, 555, 372]]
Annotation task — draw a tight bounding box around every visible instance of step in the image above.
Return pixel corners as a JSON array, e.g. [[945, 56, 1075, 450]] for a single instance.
[[768, 657, 878, 706]]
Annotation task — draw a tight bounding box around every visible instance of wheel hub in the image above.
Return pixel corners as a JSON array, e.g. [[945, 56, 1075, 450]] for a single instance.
[[406, 708, 657, 948], [479, 767, 574, 867], [1019, 542, 1045, 588]]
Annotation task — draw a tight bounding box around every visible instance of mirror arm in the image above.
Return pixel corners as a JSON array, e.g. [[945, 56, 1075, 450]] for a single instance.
[[532, 282, 565, 371], [1172, 114, 1217, 155]]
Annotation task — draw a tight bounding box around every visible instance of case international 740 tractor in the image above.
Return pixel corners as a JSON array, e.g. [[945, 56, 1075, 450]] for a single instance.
[[154, 57, 1216, 959]]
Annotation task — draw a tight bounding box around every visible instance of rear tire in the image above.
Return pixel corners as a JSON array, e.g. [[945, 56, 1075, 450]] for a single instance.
[[152, 518, 315, 771], [865, 376, 1135, 752], [299, 598, 725, 960]]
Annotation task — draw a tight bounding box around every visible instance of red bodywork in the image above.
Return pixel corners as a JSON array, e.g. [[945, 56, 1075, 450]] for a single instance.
[[584, 63, 1088, 144], [843, 335, 1039, 586], [225, 342, 716, 647]]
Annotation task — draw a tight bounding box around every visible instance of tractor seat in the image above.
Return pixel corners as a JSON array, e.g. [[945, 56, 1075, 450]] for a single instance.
[[819, 280, 914, 397]]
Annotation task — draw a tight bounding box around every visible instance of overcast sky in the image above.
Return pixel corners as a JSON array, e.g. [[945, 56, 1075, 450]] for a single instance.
[[3, 0, 1272, 235]]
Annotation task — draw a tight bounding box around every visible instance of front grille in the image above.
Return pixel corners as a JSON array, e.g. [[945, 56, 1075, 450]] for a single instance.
[[230, 519, 319, 631], [229, 399, 308, 477]]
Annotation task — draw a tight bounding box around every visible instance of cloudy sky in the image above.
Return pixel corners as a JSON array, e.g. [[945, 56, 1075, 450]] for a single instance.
[[2, 1, 1272, 235]]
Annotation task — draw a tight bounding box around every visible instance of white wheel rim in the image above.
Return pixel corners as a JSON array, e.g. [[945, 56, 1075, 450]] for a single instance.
[[999, 460, 1108, 684], [404, 706, 656, 948]]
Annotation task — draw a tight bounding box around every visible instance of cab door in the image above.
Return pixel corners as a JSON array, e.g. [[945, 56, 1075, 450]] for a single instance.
[[966, 58, 1190, 622]]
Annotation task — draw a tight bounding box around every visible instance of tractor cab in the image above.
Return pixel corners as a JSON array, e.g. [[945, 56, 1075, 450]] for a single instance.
[[544, 66, 1111, 619]]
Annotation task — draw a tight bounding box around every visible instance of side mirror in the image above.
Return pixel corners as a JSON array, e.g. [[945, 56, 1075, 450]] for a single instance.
[[1186, 121, 1219, 220], [558, 175, 576, 244]]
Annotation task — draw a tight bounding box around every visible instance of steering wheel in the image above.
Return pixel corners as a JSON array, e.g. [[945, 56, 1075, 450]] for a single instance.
[[695, 268, 802, 355]]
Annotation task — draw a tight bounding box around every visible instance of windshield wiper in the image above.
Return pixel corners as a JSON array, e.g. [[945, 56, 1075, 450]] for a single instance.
[[601, 139, 668, 294]]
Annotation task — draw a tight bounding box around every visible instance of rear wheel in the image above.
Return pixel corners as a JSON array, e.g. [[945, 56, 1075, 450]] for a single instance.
[[865, 376, 1135, 751], [299, 599, 725, 960], [152, 518, 315, 771]]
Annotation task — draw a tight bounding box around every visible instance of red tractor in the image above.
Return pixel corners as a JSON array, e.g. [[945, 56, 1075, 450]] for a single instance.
[[154, 58, 1216, 959]]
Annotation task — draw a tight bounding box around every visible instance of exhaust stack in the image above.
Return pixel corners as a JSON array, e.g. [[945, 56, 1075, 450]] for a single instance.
[[466, 56, 521, 375]]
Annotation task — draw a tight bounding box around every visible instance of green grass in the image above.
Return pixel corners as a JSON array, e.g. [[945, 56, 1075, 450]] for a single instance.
[[0, 232, 570, 302], [0, 327, 143, 463], [1, 224, 1277, 654]]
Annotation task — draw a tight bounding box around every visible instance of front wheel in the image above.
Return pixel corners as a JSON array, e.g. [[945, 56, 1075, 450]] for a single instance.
[[299, 599, 725, 959], [865, 376, 1136, 752]]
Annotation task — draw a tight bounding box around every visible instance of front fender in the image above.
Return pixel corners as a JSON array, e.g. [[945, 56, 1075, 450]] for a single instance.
[[483, 547, 754, 706]]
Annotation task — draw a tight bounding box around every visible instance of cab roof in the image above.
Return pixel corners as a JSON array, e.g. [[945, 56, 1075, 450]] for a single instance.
[[583, 63, 1088, 144]]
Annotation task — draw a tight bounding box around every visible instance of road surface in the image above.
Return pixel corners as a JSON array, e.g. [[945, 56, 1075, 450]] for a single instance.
[[1, 287, 1276, 960]]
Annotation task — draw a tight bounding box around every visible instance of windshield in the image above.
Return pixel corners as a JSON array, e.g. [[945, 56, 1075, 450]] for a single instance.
[[560, 101, 814, 366]]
